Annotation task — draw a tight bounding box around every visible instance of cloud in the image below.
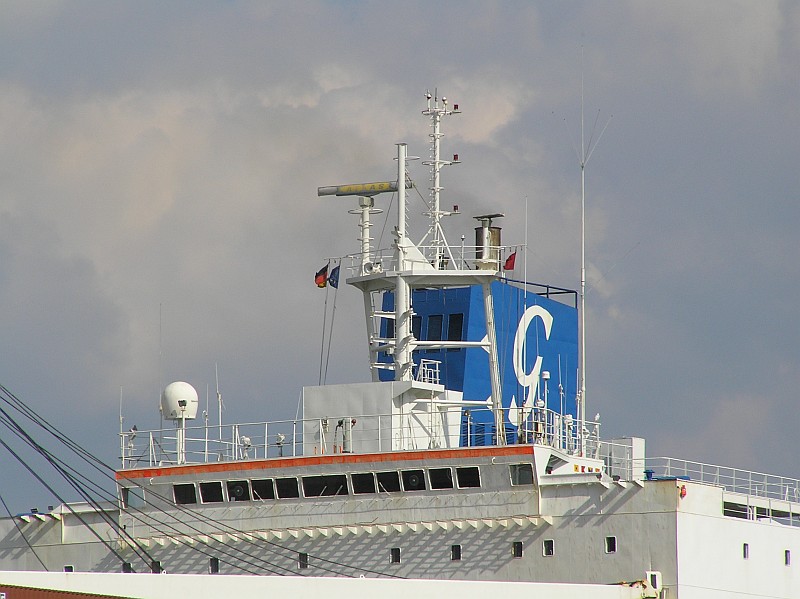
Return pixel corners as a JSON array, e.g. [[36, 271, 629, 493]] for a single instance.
[[0, 1, 799, 515], [623, 1, 783, 100]]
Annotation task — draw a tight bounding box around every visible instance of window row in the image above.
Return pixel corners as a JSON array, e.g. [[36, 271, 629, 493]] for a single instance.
[[108, 541, 796, 574], [377, 537, 617, 566], [512, 537, 618, 559], [109, 538, 624, 574], [742, 543, 792, 566], [386, 313, 464, 344], [172, 465, 483, 505]]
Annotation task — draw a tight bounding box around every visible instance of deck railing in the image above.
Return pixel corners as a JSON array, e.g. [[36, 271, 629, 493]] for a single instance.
[[342, 244, 512, 274], [119, 405, 601, 469], [644, 457, 800, 504]]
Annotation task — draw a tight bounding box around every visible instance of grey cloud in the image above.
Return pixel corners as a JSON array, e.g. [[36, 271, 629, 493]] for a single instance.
[[0, 1, 798, 512]]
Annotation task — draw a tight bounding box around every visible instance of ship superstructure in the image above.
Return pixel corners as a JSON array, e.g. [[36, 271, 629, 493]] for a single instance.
[[2, 94, 800, 599]]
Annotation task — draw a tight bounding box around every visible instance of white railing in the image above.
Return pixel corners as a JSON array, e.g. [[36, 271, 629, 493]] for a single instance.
[[416, 359, 441, 384], [645, 457, 800, 504], [119, 406, 601, 469], [598, 440, 639, 481], [341, 243, 514, 274]]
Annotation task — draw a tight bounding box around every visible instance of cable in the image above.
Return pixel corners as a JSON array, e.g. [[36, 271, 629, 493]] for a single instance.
[[0, 489, 48, 570], [0, 382, 404, 578]]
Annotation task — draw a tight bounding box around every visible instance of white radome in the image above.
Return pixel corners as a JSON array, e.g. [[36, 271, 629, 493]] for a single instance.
[[160, 381, 199, 420]]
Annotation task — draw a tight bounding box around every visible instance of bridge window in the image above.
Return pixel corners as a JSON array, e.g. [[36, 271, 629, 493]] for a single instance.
[[376, 471, 401, 492], [456, 466, 481, 488], [251, 478, 275, 500], [543, 539, 555, 557], [199, 481, 224, 503], [390, 547, 401, 563], [302, 474, 349, 497], [429, 467, 454, 489], [743, 543, 750, 559], [447, 313, 464, 351], [226, 480, 250, 501], [385, 317, 394, 340], [298, 552, 309, 569], [401, 469, 426, 491], [786, 550, 791, 566], [173, 483, 197, 505], [427, 315, 443, 341], [276, 477, 300, 499], [509, 463, 534, 486], [121, 486, 145, 509], [351, 472, 377, 494]]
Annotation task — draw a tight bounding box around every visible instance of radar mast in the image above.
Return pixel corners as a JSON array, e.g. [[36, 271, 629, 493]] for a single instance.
[[420, 90, 461, 269]]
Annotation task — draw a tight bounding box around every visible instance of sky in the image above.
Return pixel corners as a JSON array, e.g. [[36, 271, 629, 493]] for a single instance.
[[0, 1, 798, 513]]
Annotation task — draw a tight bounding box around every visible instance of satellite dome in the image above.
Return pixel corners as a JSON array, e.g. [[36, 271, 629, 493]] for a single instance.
[[160, 381, 199, 420]]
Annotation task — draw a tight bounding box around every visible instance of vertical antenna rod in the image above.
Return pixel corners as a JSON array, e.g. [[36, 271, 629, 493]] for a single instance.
[[216, 364, 222, 449], [579, 77, 586, 454], [576, 55, 611, 456], [119, 387, 124, 469]]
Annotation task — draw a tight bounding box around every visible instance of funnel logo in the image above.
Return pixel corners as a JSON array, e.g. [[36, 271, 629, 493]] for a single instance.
[[512, 304, 553, 419], [463, 281, 578, 435]]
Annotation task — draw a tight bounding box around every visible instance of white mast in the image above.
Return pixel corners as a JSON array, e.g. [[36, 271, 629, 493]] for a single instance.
[[421, 91, 460, 268], [319, 94, 506, 447], [394, 143, 413, 382]]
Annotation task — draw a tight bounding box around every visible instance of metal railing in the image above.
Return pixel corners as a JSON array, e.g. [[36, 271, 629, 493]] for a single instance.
[[119, 405, 602, 469], [598, 440, 639, 481], [645, 457, 800, 504], [416, 359, 441, 384], [341, 243, 515, 275]]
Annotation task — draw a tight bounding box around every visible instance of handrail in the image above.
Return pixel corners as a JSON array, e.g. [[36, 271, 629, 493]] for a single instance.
[[119, 405, 601, 469], [644, 456, 800, 504]]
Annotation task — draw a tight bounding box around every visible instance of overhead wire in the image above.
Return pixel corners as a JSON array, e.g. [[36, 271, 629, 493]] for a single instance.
[[0, 489, 48, 570], [0, 382, 404, 578], [0, 400, 158, 570]]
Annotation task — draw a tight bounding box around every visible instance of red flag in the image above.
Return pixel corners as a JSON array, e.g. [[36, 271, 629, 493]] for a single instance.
[[314, 264, 328, 287], [503, 251, 517, 270]]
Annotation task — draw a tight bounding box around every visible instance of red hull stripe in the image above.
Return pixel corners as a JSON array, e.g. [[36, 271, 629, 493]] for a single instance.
[[116, 445, 532, 481]]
